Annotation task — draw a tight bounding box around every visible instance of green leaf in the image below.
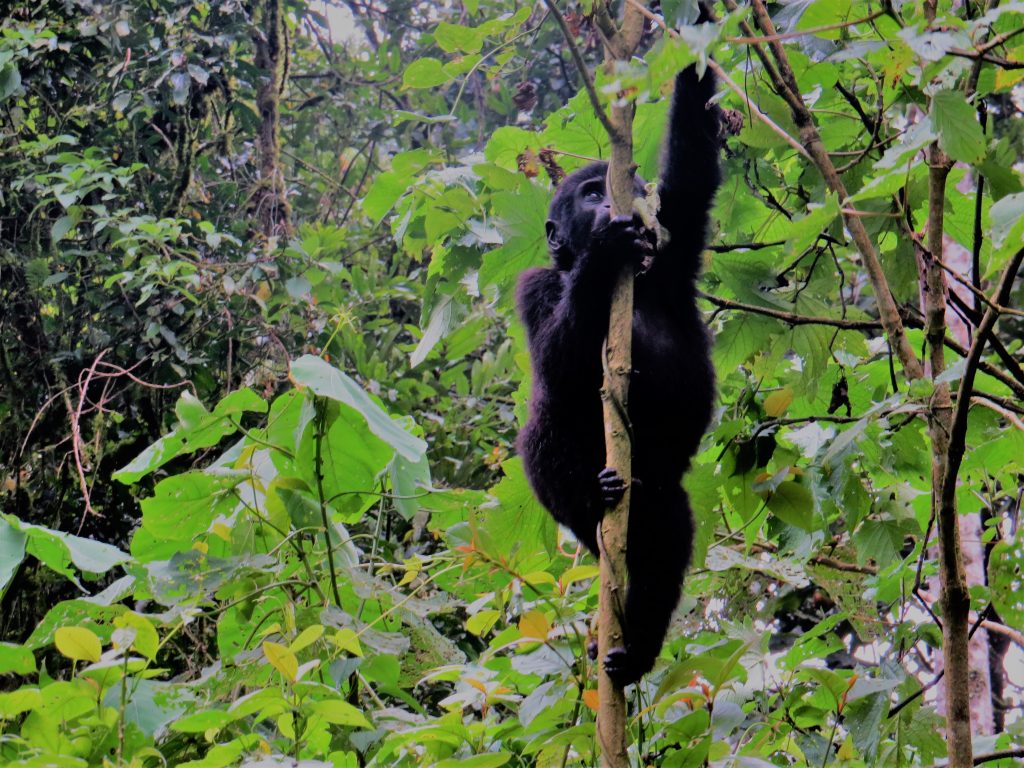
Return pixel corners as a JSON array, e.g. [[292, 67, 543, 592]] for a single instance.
[[3, 515, 131, 582], [411, 294, 461, 367], [852, 516, 916, 568], [114, 389, 267, 484], [0, 688, 41, 718], [931, 90, 986, 163], [0, 63, 21, 101], [51, 214, 76, 242], [308, 698, 372, 727], [331, 628, 363, 657], [782, 195, 840, 258], [171, 709, 235, 733], [480, 458, 557, 559], [54, 626, 102, 662], [435, 754, 511, 768], [0, 518, 27, 597], [989, 537, 1024, 628], [434, 22, 485, 53], [290, 355, 426, 461], [114, 612, 160, 661], [25, 599, 125, 650], [402, 58, 451, 89], [990, 191, 1024, 251], [0, 643, 36, 675], [466, 609, 500, 636], [290, 624, 324, 653], [275, 485, 321, 529], [362, 172, 407, 223], [765, 481, 814, 530], [389, 451, 432, 520], [874, 118, 936, 170], [136, 472, 240, 560]]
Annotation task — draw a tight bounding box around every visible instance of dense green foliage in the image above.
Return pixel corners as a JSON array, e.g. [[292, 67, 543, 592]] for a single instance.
[[1, 1, 1023, 766]]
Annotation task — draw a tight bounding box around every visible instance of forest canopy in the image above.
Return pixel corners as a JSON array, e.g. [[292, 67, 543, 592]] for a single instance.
[[1, 1, 1024, 767]]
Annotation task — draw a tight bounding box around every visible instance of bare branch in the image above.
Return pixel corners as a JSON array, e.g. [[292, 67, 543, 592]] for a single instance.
[[746, 0, 924, 380], [540, 0, 618, 140]]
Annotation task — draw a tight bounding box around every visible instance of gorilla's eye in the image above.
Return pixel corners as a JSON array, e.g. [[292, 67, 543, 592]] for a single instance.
[[581, 185, 603, 203]]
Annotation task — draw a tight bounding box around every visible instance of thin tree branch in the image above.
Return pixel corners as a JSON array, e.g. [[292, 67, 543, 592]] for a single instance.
[[942, 247, 1024, 511], [708, 60, 813, 161], [746, 0, 924, 380], [539, 0, 618, 140], [949, 48, 1024, 70], [700, 292, 883, 330], [727, 9, 888, 45], [621, 0, 812, 161]]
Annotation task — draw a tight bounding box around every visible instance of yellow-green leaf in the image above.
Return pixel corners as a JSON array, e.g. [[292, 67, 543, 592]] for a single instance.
[[55, 626, 102, 663], [263, 641, 298, 682], [290, 624, 324, 653], [308, 698, 372, 728], [331, 629, 364, 657], [559, 565, 599, 591], [114, 613, 159, 661], [466, 609, 500, 637]]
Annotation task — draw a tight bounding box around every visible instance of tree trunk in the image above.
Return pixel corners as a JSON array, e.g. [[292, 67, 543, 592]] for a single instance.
[[250, 0, 292, 241]]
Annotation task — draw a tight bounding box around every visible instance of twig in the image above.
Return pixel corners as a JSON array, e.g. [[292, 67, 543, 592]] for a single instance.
[[968, 750, 1024, 766], [540, 0, 617, 140], [71, 350, 108, 526], [980, 619, 1024, 650], [700, 292, 883, 330], [727, 9, 888, 45], [746, 0, 923, 380], [708, 61, 813, 161], [941, 247, 1024, 515], [948, 49, 1024, 70], [621, 0, 812, 161]]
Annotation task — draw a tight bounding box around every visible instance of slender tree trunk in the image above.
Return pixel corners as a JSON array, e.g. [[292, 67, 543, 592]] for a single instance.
[[933, 238, 996, 736], [251, 0, 293, 241], [595, 5, 644, 763], [922, 142, 974, 768], [570, 1, 647, 764]]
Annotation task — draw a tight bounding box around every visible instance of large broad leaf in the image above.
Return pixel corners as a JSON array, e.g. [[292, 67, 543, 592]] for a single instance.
[[0, 643, 35, 675], [402, 57, 451, 89], [990, 191, 1024, 251], [54, 626, 102, 662], [114, 389, 267, 484], [308, 698, 372, 727], [0, 518, 27, 598], [134, 472, 242, 562], [782, 195, 840, 259], [102, 679, 193, 739], [480, 458, 557, 559], [765, 481, 815, 531], [931, 89, 986, 163], [0, 63, 21, 101], [852, 515, 917, 568], [989, 537, 1024, 629], [434, 21, 486, 53], [411, 295, 465, 367], [290, 355, 426, 462], [435, 754, 511, 768], [25, 599, 126, 650], [3, 515, 130, 584], [295, 399, 393, 518], [389, 452, 433, 521]]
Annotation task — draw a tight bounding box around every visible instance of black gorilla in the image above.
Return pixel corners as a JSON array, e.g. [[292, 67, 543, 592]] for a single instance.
[[516, 65, 721, 686]]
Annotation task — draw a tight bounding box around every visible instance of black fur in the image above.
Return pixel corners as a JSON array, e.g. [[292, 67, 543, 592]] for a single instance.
[[516, 65, 722, 686]]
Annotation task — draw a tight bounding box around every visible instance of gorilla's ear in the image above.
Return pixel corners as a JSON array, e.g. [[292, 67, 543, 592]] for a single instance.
[[545, 220, 561, 252]]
